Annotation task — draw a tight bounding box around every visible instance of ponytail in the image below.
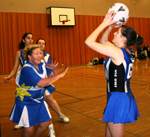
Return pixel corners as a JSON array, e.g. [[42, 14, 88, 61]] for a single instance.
[[135, 35, 144, 47]]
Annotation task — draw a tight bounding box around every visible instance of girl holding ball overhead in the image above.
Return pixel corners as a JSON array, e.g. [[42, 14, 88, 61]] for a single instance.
[[85, 11, 143, 137]]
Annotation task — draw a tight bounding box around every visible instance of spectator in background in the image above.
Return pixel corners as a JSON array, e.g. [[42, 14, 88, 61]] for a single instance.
[[143, 44, 148, 52], [143, 44, 149, 58], [148, 44, 150, 58], [136, 44, 148, 60]]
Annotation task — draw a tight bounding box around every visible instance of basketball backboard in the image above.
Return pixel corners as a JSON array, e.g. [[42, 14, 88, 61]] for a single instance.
[[46, 6, 75, 27]]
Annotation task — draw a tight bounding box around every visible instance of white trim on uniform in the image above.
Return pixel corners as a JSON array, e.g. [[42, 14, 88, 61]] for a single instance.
[[18, 106, 30, 127]]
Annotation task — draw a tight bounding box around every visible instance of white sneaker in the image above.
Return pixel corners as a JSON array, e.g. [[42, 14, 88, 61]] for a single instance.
[[14, 124, 22, 130], [49, 129, 56, 137], [58, 114, 69, 123]]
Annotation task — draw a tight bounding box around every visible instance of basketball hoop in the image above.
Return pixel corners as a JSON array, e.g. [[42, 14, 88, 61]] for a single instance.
[[62, 20, 71, 25]]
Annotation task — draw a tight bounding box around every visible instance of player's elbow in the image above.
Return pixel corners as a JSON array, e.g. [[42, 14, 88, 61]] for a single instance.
[[85, 39, 89, 46], [37, 83, 45, 88], [37, 80, 48, 88], [85, 39, 92, 47]]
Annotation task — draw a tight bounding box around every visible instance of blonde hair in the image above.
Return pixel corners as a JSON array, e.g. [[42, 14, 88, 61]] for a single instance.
[[23, 44, 39, 60]]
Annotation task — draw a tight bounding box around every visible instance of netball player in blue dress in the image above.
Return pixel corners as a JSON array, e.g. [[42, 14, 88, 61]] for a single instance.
[[4, 33, 33, 83], [4, 33, 69, 132], [36, 38, 69, 135], [85, 11, 143, 137], [19, 38, 69, 136], [10, 44, 68, 137]]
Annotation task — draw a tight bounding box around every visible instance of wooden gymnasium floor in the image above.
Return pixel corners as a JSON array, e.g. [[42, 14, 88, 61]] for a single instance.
[[1, 59, 150, 137]]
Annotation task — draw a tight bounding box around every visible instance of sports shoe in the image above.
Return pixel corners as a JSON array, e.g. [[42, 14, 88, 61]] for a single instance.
[[58, 114, 69, 123], [14, 124, 22, 130], [49, 129, 56, 137]]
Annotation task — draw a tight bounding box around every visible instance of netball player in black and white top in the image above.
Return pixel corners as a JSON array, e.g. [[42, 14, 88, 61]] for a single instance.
[[85, 11, 143, 137]]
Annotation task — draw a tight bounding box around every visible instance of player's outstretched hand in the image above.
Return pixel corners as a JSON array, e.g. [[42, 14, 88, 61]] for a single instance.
[[46, 60, 58, 70], [59, 67, 69, 78], [4, 77, 10, 83]]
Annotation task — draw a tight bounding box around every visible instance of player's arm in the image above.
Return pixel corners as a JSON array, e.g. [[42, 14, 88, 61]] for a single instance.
[[37, 67, 68, 87], [21, 66, 67, 88], [52, 68, 59, 75], [85, 11, 124, 65], [85, 11, 118, 57], [100, 22, 123, 46], [4, 51, 20, 83], [100, 25, 114, 46]]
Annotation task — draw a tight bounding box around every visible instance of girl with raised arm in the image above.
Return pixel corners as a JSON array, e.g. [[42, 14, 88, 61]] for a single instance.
[[85, 11, 143, 137]]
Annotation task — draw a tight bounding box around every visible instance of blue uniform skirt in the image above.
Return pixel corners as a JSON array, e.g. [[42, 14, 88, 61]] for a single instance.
[[102, 91, 140, 124], [9, 101, 51, 127], [45, 85, 56, 96]]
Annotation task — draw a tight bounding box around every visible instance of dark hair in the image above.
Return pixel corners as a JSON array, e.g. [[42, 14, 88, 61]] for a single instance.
[[121, 25, 144, 47], [18, 33, 33, 49], [23, 44, 39, 61], [36, 38, 46, 46], [135, 35, 144, 47]]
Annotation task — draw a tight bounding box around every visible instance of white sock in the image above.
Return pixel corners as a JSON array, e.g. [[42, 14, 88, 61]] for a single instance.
[[49, 124, 54, 130]]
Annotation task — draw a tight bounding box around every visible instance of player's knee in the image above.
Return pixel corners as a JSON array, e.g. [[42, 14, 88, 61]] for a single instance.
[[23, 127, 34, 137], [40, 121, 50, 129], [46, 96, 56, 104]]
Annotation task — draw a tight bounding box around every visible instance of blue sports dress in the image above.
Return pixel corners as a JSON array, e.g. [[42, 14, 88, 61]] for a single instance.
[[20, 50, 55, 95], [20, 50, 26, 67], [43, 51, 52, 64], [10, 61, 53, 127], [103, 48, 140, 124], [43, 51, 56, 95]]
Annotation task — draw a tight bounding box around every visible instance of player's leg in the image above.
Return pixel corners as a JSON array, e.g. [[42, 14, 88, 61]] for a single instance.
[[48, 120, 56, 137], [33, 121, 50, 137], [45, 94, 61, 115], [22, 126, 34, 137], [107, 122, 125, 137], [105, 123, 112, 137], [45, 94, 69, 123]]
